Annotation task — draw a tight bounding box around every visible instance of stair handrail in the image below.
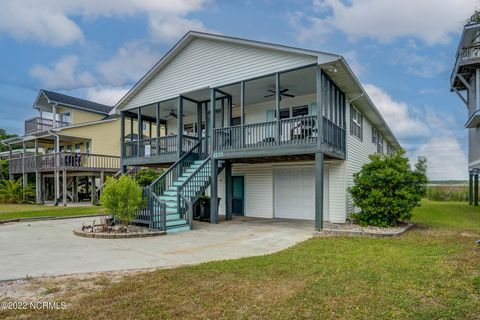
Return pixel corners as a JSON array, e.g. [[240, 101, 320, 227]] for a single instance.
[[150, 138, 204, 187], [148, 190, 167, 230], [177, 155, 213, 226]]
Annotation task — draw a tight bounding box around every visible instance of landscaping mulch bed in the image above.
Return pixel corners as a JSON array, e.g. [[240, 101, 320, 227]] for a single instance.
[[73, 221, 165, 239], [318, 222, 413, 237]]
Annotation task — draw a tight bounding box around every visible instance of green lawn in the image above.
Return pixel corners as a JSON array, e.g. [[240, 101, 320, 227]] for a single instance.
[[0, 204, 103, 221], [2, 200, 480, 319]]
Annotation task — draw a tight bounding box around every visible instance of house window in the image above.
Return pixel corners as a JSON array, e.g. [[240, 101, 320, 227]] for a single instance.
[[66, 145, 72, 152], [377, 136, 384, 154], [143, 123, 148, 131], [59, 146, 65, 152], [372, 127, 378, 144], [184, 124, 194, 135], [387, 144, 395, 155], [74, 143, 82, 153], [85, 141, 91, 154], [350, 106, 363, 141], [60, 112, 71, 124], [292, 105, 309, 117], [231, 117, 241, 126]]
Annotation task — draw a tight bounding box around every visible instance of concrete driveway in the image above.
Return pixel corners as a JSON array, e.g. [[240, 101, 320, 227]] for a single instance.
[[0, 216, 313, 280]]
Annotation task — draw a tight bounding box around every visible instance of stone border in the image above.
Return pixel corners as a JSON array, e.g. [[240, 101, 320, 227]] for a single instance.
[[315, 223, 414, 238], [73, 229, 166, 239], [0, 214, 106, 225]]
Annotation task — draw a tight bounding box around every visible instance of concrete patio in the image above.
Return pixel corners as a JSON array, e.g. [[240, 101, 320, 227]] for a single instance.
[[0, 216, 313, 280]]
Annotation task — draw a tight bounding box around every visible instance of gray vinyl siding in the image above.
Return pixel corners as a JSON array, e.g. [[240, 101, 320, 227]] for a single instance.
[[345, 101, 380, 214], [327, 160, 347, 223], [123, 38, 317, 110], [217, 163, 274, 219]]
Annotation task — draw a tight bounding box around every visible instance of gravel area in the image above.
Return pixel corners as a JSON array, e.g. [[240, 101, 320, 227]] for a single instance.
[[318, 222, 413, 237]]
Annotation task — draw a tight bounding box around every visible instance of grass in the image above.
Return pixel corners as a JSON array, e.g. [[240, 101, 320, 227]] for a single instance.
[[426, 185, 468, 202], [0, 204, 103, 221], [1, 200, 480, 319]]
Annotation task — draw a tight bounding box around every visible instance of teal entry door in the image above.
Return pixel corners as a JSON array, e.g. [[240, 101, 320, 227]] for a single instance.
[[232, 176, 245, 216]]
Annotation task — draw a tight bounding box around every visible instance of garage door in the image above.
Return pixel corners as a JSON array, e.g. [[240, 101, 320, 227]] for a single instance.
[[274, 166, 328, 220]]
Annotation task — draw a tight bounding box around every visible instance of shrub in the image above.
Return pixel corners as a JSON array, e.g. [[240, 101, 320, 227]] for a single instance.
[[100, 175, 143, 225], [0, 160, 9, 181], [135, 168, 163, 187], [426, 185, 468, 202], [348, 150, 428, 227], [0, 179, 35, 204]]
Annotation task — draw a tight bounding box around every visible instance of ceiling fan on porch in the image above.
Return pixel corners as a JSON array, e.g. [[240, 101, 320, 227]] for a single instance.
[[264, 88, 295, 100], [165, 110, 183, 119]]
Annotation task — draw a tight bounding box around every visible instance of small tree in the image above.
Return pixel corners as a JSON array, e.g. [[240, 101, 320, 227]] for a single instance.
[[100, 175, 143, 225], [0, 179, 35, 204], [348, 150, 427, 227], [135, 168, 163, 187]]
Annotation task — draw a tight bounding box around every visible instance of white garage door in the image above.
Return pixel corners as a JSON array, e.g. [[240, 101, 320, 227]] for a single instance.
[[274, 166, 328, 220]]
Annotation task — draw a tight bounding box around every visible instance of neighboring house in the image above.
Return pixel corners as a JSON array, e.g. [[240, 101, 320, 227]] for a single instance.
[[114, 31, 400, 233], [451, 17, 480, 205], [2, 90, 122, 205]]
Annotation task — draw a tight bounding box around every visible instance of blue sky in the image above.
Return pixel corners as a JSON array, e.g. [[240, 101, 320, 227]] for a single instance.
[[0, 0, 477, 180]]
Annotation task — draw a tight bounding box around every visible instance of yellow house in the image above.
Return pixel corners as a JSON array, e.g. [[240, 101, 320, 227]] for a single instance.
[[3, 90, 127, 205]]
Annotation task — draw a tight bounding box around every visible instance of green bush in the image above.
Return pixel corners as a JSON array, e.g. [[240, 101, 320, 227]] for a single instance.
[[100, 175, 143, 225], [427, 185, 468, 202], [135, 168, 163, 187], [348, 150, 428, 227], [0, 179, 35, 204], [0, 159, 9, 181]]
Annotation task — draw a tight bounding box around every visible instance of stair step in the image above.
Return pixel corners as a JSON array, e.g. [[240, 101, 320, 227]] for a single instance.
[[166, 214, 180, 221], [194, 160, 204, 164], [166, 207, 177, 214], [164, 190, 177, 196], [166, 219, 188, 227], [167, 224, 191, 233], [159, 195, 176, 202]]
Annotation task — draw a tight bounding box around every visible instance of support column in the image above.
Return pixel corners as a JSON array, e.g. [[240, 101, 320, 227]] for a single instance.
[[120, 111, 125, 158], [210, 88, 218, 223], [469, 173, 473, 205], [476, 68, 480, 110], [54, 135, 60, 204], [34, 139, 41, 203], [475, 174, 479, 207], [240, 81, 245, 147], [62, 169, 67, 206], [72, 176, 78, 202], [315, 152, 324, 231], [225, 160, 232, 221], [91, 176, 96, 204], [275, 73, 280, 143], [197, 103, 202, 156], [315, 65, 325, 231], [8, 144, 13, 181], [52, 103, 57, 128], [100, 171, 105, 198], [227, 96, 232, 127], [22, 141, 27, 191], [137, 107, 142, 157], [177, 96, 184, 158], [204, 102, 209, 153], [41, 175, 46, 202], [221, 98, 225, 128], [156, 102, 160, 156]]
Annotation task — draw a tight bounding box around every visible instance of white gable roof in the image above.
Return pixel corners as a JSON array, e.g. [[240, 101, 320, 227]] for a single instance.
[[115, 31, 339, 111]]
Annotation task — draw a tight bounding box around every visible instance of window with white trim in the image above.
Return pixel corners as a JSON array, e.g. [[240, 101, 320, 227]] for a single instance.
[[350, 105, 363, 140]]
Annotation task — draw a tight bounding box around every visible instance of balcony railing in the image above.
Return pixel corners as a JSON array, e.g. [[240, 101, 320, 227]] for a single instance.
[[9, 152, 120, 174], [213, 116, 345, 155], [122, 135, 199, 158], [458, 44, 480, 64], [24, 117, 70, 134]]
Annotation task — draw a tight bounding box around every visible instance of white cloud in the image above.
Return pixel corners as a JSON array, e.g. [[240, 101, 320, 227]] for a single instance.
[[30, 55, 96, 90], [411, 136, 468, 180], [0, 1, 84, 46], [149, 15, 216, 42], [97, 42, 159, 86], [293, 0, 478, 45], [364, 84, 428, 138], [85, 86, 129, 106], [0, 0, 211, 46], [392, 48, 447, 78]]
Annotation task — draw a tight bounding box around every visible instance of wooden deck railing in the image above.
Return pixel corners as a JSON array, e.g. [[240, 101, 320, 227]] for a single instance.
[[9, 152, 120, 174], [213, 116, 345, 154], [24, 117, 70, 134], [122, 135, 199, 158]]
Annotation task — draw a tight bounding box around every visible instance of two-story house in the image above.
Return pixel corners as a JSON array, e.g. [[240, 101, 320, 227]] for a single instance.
[[451, 15, 480, 205], [3, 90, 122, 205], [114, 32, 400, 233]]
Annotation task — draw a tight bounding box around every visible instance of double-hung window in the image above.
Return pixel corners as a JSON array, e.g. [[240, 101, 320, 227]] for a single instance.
[[350, 106, 363, 141]]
